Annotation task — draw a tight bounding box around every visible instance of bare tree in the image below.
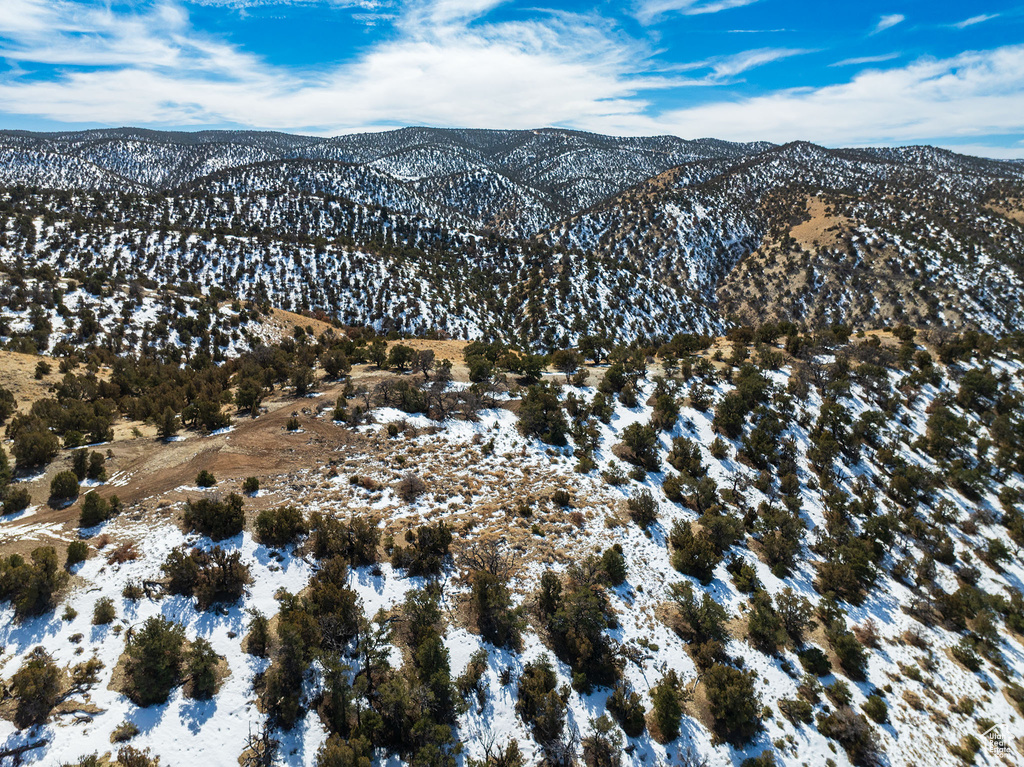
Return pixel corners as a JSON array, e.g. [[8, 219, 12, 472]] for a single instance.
[[459, 539, 519, 579], [678, 745, 710, 767], [414, 349, 436, 379], [241, 721, 279, 767]]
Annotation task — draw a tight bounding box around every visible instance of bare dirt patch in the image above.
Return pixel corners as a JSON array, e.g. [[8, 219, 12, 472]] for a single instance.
[[789, 195, 851, 250], [260, 308, 339, 343], [986, 199, 1024, 224], [0, 350, 62, 415]]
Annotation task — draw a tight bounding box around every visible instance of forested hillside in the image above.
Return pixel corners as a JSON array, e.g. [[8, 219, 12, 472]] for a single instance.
[[0, 127, 1022, 767]]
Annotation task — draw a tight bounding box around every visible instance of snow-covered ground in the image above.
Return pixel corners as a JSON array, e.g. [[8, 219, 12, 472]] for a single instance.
[[2, 348, 1022, 765]]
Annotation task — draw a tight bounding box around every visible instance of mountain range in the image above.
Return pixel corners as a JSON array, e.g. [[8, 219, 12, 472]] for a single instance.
[[2, 127, 1023, 348], [2, 128, 1024, 767]]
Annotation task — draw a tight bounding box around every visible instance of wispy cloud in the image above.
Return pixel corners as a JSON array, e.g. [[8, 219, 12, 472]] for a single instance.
[[410, 0, 507, 25], [871, 13, 905, 35], [830, 52, 900, 67], [705, 47, 813, 78], [0, 1, 199, 68], [603, 45, 1024, 150], [658, 47, 813, 86], [634, 0, 760, 26], [186, 0, 381, 5], [953, 13, 998, 29], [0, 0, 661, 132]]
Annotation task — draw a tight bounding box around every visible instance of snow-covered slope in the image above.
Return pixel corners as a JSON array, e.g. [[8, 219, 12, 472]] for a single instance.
[[1, 333, 1022, 767], [0, 127, 770, 239], [2, 128, 1024, 345], [547, 142, 1024, 337]]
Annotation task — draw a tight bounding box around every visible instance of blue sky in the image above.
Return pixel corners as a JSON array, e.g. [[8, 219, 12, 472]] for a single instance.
[[0, 0, 1022, 156]]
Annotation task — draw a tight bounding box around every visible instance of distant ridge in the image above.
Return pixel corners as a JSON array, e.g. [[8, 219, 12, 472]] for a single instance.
[[0, 126, 1023, 344]]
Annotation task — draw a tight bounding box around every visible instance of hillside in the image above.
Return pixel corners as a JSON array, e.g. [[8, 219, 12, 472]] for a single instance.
[[0, 127, 1023, 767], [547, 142, 1024, 337], [0, 326, 1021, 767], [1, 129, 1023, 347], [0, 127, 770, 239]]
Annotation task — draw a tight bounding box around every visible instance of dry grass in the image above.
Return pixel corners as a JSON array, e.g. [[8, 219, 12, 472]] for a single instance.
[[680, 677, 715, 738], [901, 627, 930, 649], [261, 308, 338, 343], [106, 541, 140, 565], [853, 618, 882, 648], [985, 199, 1024, 224], [903, 690, 925, 711], [0, 350, 63, 416]]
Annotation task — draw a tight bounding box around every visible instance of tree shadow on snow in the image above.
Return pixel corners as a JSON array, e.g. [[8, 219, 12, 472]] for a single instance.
[[128, 701, 170, 735], [354, 565, 388, 596], [0, 611, 65, 648], [0, 726, 54, 763], [89, 621, 112, 644], [179, 696, 218, 734]]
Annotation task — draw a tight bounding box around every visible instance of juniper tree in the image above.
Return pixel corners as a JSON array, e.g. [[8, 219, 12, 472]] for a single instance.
[[650, 671, 682, 742], [11, 647, 62, 727], [124, 616, 186, 706], [704, 663, 762, 746]]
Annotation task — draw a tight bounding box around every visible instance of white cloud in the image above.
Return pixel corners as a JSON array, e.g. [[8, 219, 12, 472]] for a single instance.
[[184, 0, 383, 7], [0, 0, 660, 132], [395, 0, 507, 28], [0, 0, 1022, 158], [938, 143, 1024, 160], [871, 13, 905, 35], [596, 45, 1024, 147], [0, 1, 238, 70], [702, 47, 813, 78], [420, 0, 506, 24], [626, 46, 814, 90], [830, 52, 900, 67], [634, 0, 760, 26], [953, 13, 999, 29]]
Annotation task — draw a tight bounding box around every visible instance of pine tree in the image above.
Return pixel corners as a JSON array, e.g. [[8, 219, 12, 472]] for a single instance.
[[159, 407, 179, 439], [0, 445, 11, 497], [704, 663, 762, 746], [747, 591, 786, 655], [650, 671, 682, 742]]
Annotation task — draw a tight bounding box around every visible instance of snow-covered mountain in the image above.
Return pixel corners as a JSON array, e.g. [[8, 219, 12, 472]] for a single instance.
[[0, 127, 770, 237], [547, 141, 1024, 337], [3, 129, 1024, 767], [1, 128, 1024, 347]]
